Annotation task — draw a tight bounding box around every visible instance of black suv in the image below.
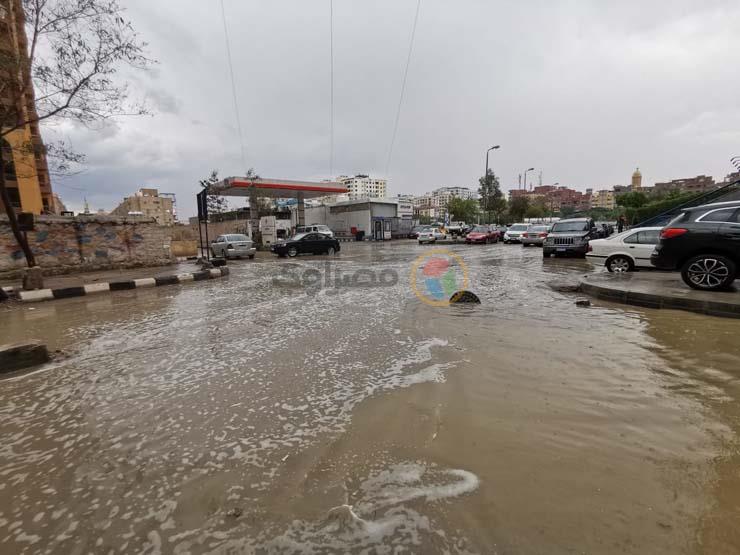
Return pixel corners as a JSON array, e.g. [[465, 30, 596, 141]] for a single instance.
[[543, 218, 599, 258], [651, 201, 740, 291]]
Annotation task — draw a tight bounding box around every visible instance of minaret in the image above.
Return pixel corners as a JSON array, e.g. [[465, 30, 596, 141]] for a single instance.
[[631, 167, 642, 189]]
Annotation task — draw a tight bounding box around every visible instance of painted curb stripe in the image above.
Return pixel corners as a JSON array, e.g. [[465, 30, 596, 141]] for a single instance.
[[83, 283, 110, 295], [109, 281, 136, 291], [18, 289, 54, 302], [52, 286, 86, 299], [155, 275, 179, 286], [15, 267, 229, 303]]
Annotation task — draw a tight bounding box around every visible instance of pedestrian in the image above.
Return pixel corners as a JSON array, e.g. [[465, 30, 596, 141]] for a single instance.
[[617, 215, 625, 233]]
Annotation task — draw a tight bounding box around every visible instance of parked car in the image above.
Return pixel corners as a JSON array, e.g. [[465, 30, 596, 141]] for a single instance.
[[295, 224, 334, 238], [593, 222, 614, 238], [503, 223, 530, 243], [465, 225, 499, 244], [271, 232, 341, 257], [418, 227, 447, 244], [521, 225, 550, 247], [587, 227, 662, 272], [409, 225, 430, 239], [651, 201, 740, 290], [543, 218, 599, 257], [445, 221, 470, 237], [210, 234, 256, 259]]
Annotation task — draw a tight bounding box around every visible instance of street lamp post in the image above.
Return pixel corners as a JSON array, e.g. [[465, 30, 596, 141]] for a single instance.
[[523, 167, 534, 191], [485, 145, 500, 179], [483, 145, 500, 224]]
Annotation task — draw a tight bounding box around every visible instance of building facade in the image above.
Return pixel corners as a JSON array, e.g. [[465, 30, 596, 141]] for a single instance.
[[0, 0, 53, 215], [337, 175, 387, 200], [591, 189, 616, 210], [110, 188, 175, 225], [653, 175, 717, 195]]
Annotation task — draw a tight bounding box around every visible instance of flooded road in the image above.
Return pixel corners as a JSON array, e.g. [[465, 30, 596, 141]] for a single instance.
[[1, 241, 739, 554]]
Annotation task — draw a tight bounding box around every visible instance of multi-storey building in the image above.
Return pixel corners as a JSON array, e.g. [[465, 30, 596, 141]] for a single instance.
[[0, 0, 53, 215], [591, 189, 616, 210], [110, 188, 175, 225], [653, 175, 717, 195], [337, 175, 387, 200]]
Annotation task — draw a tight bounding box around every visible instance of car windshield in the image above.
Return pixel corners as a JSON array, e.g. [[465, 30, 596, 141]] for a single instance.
[[551, 221, 589, 232], [291, 232, 309, 241], [509, 224, 528, 231], [470, 226, 488, 233], [530, 226, 548, 232], [227, 234, 249, 241]]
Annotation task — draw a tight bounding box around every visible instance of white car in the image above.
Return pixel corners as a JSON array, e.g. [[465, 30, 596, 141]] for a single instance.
[[503, 223, 530, 243], [418, 227, 447, 244], [295, 224, 334, 238], [210, 234, 256, 259], [586, 227, 662, 272]]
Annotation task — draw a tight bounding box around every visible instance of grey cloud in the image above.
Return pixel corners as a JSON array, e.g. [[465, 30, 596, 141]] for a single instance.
[[42, 0, 740, 218]]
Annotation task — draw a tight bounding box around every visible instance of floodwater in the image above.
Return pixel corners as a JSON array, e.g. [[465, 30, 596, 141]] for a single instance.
[[1, 242, 739, 554]]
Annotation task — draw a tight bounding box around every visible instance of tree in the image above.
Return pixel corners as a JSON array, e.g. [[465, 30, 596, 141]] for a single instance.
[[616, 191, 648, 209], [559, 205, 576, 218], [525, 198, 547, 219], [508, 196, 529, 222], [447, 197, 479, 223], [478, 169, 505, 223], [199, 170, 229, 215], [0, 0, 151, 267]]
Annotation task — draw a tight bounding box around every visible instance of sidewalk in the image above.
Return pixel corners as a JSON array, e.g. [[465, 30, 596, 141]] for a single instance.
[[1, 262, 229, 303], [579, 271, 740, 319]]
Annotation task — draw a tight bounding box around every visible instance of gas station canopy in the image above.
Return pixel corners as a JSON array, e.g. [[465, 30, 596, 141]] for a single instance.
[[210, 177, 349, 199]]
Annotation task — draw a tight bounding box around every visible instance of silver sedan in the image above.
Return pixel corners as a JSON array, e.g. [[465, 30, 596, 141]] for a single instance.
[[210, 234, 256, 259]]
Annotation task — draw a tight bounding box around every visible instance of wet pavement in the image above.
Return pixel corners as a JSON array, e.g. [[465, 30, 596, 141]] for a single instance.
[[1, 241, 739, 554], [581, 271, 740, 318]]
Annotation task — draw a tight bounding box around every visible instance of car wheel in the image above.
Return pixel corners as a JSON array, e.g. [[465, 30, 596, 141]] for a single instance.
[[327, 247, 336, 256], [288, 247, 299, 258], [248, 254, 255, 259], [681, 255, 736, 291], [210, 248, 217, 258], [606, 255, 633, 273], [543, 251, 550, 258]]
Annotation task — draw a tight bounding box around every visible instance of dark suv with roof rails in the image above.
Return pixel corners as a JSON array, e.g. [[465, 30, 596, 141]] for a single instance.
[[542, 217, 599, 258], [651, 201, 740, 291]]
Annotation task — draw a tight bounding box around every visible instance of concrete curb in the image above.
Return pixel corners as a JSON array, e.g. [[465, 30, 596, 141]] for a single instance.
[[14, 267, 230, 303], [579, 277, 740, 319]]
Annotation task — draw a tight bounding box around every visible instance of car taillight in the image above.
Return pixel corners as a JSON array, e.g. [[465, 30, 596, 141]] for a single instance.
[[660, 228, 688, 239], [539, 233, 548, 238], [588, 244, 593, 252], [523, 233, 529, 238]]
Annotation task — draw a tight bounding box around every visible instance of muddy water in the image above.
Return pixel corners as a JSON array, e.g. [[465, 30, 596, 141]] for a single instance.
[[1, 242, 739, 554]]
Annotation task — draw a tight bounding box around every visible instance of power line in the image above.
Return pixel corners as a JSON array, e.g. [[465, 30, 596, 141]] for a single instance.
[[385, 0, 422, 177], [219, 0, 248, 173], [329, 0, 334, 179]]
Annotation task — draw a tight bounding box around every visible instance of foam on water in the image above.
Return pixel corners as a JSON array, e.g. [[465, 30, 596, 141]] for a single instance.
[[200, 462, 480, 554]]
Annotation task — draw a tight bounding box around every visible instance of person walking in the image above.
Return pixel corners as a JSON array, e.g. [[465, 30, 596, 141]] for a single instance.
[[617, 214, 626, 233]]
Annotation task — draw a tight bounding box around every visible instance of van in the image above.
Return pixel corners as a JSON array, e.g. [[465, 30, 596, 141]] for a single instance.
[[295, 224, 334, 238]]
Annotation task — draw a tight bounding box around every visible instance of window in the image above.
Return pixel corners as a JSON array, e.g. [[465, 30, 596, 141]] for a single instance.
[[728, 209, 740, 224], [638, 230, 660, 244], [697, 208, 737, 223]]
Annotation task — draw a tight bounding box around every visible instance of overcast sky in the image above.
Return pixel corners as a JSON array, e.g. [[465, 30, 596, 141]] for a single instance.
[[45, 0, 740, 217]]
